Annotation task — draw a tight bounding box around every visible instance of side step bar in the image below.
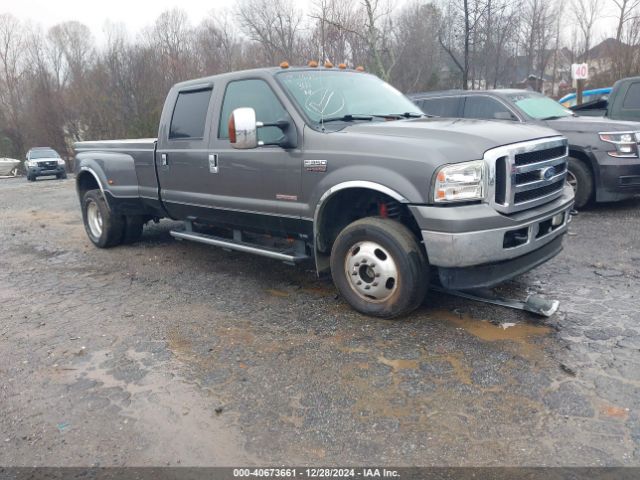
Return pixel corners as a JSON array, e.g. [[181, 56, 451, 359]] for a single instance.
[[170, 230, 309, 264]]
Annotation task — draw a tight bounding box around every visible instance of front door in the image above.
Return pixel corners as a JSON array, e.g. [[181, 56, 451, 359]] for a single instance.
[[208, 78, 303, 234]]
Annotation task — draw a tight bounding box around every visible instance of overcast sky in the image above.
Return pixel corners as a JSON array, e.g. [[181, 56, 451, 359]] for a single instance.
[[6, 0, 252, 42], [4, 0, 618, 47]]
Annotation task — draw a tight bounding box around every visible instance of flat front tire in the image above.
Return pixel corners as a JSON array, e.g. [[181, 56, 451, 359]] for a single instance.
[[82, 189, 125, 248], [330, 217, 429, 319]]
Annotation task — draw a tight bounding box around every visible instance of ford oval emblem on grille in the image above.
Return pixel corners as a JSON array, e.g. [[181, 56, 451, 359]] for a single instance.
[[540, 166, 556, 181]]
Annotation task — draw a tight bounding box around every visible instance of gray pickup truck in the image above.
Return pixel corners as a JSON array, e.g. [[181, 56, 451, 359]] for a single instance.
[[74, 66, 574, 318]]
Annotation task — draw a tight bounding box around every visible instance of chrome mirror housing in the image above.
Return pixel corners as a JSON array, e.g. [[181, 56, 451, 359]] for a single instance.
[[229, 107, 260, 149]]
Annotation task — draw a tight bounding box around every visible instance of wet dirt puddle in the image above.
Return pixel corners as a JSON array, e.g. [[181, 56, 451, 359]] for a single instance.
[[63, 348, 257, 465], [437, 310, 553, 362]]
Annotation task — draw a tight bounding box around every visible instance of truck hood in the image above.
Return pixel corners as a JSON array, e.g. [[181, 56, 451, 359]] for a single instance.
[[342, 118, 561, 157], [545, 115, 640, 133]]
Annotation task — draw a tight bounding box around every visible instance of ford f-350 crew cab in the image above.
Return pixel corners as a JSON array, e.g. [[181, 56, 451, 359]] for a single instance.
[[74, 66, 574, 318]]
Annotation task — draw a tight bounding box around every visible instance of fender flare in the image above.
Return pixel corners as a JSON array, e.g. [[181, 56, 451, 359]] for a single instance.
[[77, 166, 111, 209], [312, 181, 408, 273]]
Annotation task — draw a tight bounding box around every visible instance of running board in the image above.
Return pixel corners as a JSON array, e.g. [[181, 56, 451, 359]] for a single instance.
[[431, 285, 560, 317], [170, 230, 309, 264]]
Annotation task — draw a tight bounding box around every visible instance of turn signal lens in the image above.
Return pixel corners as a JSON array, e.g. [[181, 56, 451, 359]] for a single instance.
[[228, 113, 237, 144]]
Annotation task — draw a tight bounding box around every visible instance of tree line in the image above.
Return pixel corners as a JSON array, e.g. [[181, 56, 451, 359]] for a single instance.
[[1, 0, 639, 159]]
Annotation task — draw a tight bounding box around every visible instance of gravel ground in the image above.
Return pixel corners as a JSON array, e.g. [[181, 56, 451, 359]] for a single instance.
[[0, 176, 639, 467]]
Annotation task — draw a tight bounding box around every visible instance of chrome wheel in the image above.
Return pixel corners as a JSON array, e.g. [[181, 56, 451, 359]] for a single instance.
[[86, 200, 103, 238], [344, 241, 398, 302], [566, 170, 578, 193]]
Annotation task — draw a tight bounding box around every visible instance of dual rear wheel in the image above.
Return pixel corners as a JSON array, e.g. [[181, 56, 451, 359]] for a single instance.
[[82, 189, 145, 248]]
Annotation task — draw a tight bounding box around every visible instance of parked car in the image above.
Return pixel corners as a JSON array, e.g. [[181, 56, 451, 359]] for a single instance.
[[559, 87, 611, 109], [25, 147, 67, 181], [566, 76, 640, 122], [74, 65, 574, 318], [410, 89, 640, 208]]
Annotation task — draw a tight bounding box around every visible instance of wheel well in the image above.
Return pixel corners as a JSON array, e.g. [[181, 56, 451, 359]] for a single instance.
[[569, 149, 596, 182], [315, 188, 422, 270], [77, 171, 100, 200]]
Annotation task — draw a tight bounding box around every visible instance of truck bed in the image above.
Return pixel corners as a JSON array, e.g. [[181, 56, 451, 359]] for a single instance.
[[74, 138, 157, 151], [74, 138, 159, 206]]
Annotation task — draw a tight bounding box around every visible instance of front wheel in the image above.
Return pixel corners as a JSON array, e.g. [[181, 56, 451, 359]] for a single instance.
[[567, 158, 593, 209], [330, 217, 429, 319], [82, 189, 125, 248]]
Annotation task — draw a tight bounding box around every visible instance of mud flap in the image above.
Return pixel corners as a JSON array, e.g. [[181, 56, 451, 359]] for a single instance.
[[431, 285, 560, 317]]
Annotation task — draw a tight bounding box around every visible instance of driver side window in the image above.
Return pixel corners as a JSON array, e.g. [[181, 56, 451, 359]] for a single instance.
[[463, 96, 515, 121], [219, 79, 289, 145]]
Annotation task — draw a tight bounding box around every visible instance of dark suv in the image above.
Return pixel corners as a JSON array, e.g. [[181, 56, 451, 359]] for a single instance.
[[25, 147, 67, 181], [409, 90, 640, 208]]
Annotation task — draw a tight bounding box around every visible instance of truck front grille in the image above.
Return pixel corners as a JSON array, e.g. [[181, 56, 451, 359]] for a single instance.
[[38, 161, 58, 168], [514, 178, 565, 204], [490, 138, 568, 214], [514, 145, 567, 166]]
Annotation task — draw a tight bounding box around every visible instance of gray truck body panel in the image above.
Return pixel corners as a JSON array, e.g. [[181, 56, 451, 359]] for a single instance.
[[75, 67, 573, 287]]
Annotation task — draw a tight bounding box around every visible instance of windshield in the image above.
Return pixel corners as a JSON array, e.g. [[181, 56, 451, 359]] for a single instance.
[[507, 92, 573, 120], [277, 70, 422, 126], [30, 149, 60, 159]]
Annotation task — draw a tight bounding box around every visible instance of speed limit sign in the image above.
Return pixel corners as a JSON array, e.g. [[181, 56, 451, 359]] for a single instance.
[[572, 63, 589, 80]]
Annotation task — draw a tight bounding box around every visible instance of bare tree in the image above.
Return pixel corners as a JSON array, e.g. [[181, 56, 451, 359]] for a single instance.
[[198, 10, 241, 73], [236, 0, 304, 64], [572, 0, 602, 60], [0, 14, 28, 157]]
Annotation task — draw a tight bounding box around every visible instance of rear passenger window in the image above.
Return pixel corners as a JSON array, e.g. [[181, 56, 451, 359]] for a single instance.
[[622, 83, 640, 108], [463, 96, 514, 120], [169, 88, 213, 139], [219, 79, 288, 145], [418, 97, 459, 117]]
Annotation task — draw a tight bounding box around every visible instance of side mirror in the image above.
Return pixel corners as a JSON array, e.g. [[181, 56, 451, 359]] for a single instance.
[[229, 107, 259, 149]]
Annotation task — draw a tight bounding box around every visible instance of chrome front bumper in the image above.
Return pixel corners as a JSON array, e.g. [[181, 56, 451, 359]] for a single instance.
[[421, 200, 573, 268]]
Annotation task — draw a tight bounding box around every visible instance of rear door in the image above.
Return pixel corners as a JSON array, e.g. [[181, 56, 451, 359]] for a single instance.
[[156, 83, 216, 220]]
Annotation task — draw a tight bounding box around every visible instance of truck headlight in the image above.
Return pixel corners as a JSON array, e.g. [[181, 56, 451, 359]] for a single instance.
[[57, 159, 65, 165], [26, 160, 38, 167], [433, 160, 486, 203], [599, 131, 640, 158]]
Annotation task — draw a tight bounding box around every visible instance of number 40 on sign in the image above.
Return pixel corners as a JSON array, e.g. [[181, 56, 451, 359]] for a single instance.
[[572, 63, 589, 80]]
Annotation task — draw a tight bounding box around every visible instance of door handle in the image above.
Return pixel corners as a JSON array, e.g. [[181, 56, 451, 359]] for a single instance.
[[208, 154, 219, 174], [161, 153, 168, 166]]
